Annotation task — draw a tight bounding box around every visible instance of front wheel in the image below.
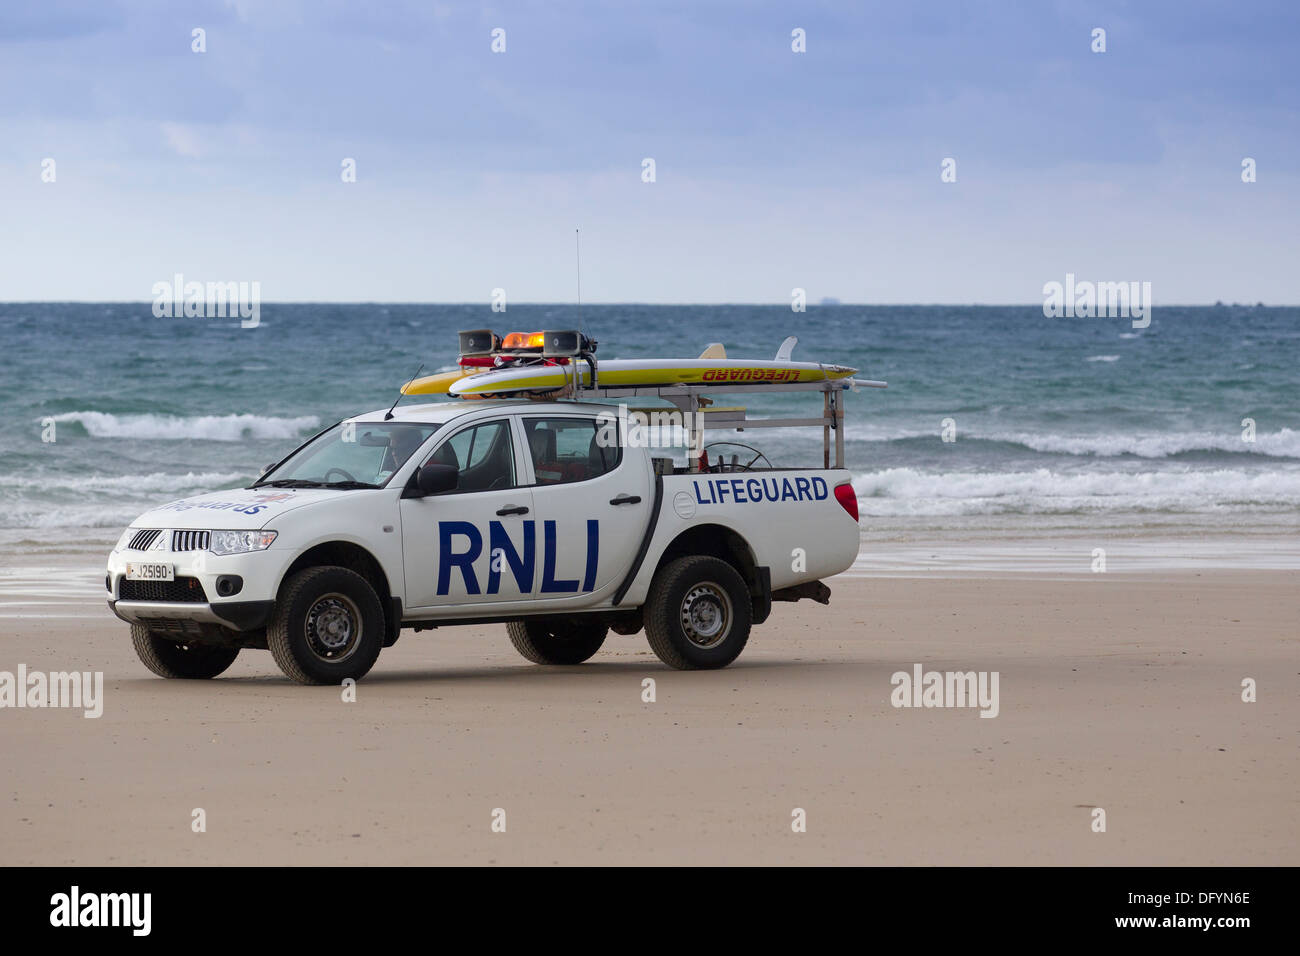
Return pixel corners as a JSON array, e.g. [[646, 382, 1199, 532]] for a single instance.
[[644, 556, 752, 669], [507, 618, 608, 664], [131, 624, 240, 679], [267, 567, 385, 684]]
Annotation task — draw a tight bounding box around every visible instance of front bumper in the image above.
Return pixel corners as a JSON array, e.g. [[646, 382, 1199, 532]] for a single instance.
[[108, 598, 275, 632], [106, 542, 283, 633]]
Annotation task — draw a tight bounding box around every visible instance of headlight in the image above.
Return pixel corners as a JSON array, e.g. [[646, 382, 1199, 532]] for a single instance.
[[209, 530, 278, 555], [113, 529, 135, 552]]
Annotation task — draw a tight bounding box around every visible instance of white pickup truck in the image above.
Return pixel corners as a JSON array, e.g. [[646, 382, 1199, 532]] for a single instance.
[[106, 399, 861, 684]]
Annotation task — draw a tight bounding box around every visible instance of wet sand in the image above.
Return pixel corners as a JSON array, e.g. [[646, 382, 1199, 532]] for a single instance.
[[1, 559, 1296, 865]]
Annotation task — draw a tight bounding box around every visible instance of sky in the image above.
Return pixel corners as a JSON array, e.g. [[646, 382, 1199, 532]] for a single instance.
[[1, 0, 1297, 304]]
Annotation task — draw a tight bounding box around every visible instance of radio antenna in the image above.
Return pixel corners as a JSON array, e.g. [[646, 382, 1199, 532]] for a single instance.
[[385, 362, 424, 420], [575, 227, 583, 335]]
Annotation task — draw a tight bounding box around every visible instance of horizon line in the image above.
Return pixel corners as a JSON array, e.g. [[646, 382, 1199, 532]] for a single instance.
[[0, 300, 1290, 308]]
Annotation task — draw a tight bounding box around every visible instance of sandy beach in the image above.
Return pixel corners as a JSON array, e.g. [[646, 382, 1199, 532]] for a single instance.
[[2, 548, 1295, 866]]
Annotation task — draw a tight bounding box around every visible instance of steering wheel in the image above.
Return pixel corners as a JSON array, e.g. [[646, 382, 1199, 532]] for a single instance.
[[703, 441, 772, 472], [323, 466, 358, 483]]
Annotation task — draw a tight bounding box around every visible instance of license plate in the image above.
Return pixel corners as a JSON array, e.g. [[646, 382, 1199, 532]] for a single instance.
[[125, 562, 174, 582]]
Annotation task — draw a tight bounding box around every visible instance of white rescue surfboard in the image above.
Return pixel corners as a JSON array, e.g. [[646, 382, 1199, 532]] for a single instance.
[[448, 356, 857, 396]]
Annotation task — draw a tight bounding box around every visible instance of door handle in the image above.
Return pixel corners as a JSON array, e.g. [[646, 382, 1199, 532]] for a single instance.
[[496, 505, 529, 516], [609, 494, 641, 506]]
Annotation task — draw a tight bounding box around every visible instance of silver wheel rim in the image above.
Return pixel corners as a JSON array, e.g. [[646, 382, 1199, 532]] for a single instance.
[[305, 592, 362, 662], [680, 582, 732, 649]]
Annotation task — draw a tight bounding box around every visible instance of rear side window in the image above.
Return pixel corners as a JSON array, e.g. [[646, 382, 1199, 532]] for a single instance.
[[523, 417, 621, 485]]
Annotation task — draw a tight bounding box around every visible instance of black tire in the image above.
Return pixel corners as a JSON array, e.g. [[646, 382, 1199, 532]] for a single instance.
[[644, 555, 752, 670], [130, 624, 240, 679], [506, 618, 608, 665], [267, 566, 385, 685]]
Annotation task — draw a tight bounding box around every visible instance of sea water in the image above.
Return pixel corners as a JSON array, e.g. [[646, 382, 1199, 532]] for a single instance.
[[1, 303, 1296, 555]]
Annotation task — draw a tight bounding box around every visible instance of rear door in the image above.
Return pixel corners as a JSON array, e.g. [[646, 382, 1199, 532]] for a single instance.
[[399, 417, 536, 611], [518, 414, 653, 605]]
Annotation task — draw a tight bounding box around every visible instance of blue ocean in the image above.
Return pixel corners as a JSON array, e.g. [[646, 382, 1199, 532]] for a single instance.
[[1, 303, 1297, 555]]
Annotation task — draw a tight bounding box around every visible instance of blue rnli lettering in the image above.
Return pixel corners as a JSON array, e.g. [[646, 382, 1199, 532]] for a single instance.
[[437, 521, 482, 595], [437, 519, 600, 596], [487, 520, 535, 594], [540, 519, 579, 593], [582, 519, 599, 592]]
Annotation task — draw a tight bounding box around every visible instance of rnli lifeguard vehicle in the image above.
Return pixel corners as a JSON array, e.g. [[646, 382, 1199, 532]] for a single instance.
[[106, 330, 884, 684]]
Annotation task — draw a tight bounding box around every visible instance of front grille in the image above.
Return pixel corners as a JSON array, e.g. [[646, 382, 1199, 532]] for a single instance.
[[171, 530, 211, 552], [119, 576, 208, 603], [128, 529, 162, 550]]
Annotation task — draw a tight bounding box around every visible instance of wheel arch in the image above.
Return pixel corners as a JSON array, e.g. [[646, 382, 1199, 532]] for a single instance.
[[279, 540, 400, 645], [651, 523, 769, 622]]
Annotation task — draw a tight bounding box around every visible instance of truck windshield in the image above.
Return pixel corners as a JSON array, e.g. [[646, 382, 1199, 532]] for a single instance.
[[252, 422, 440, 489]]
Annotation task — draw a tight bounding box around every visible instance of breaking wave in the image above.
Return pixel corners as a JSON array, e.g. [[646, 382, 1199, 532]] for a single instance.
[[46, 411, 320, 441], [850, 467, 1300, 516], [840, 425, 1300, 459]]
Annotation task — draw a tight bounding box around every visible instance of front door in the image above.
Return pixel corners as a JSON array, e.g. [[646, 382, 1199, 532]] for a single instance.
[[399, 418, 536, 611]]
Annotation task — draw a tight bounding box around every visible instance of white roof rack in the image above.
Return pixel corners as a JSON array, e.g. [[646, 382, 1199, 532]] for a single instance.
[[562, 376, 887, 472]]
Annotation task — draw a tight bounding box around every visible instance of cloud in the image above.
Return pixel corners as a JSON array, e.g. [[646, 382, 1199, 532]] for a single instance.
[[161, 122, 203, 158]]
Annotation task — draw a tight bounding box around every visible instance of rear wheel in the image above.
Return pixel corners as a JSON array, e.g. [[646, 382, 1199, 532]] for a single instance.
[[131, 624, 240, 679], [644, 556, 752, 670], [267, 567, 385, 684], [507, 618, 608, 664]]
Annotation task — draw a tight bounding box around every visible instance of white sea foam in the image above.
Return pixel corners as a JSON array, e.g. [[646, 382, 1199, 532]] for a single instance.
[[0, 471, 247, 492], [836, 424, 1300, 459], [47, 411, 320, 441], [0, 471, 253, 530], [850, 467, 1300, 516], [1086, 354, 1120, 362], [0, 502, 167, 530], [980, 428, 1300, 459]]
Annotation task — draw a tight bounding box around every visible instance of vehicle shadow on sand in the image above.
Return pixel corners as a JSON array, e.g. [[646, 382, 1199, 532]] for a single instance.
[[115, 656, 839, 691], [356, 657, 835, 687]]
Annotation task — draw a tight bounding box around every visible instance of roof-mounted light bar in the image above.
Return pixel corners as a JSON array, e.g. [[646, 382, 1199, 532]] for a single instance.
[[498, 331, 541, 350], [457, 328, 596, 361]]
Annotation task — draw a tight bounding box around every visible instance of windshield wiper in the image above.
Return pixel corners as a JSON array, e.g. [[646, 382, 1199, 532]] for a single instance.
[[247, 478, 380, 490]]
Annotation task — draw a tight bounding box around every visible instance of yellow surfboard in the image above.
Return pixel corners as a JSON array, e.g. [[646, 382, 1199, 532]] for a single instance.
[[401, 367, 480, 395], [449, 359, 857, 396], [401, 340, 857, 398], [401, 343, 735, 396]]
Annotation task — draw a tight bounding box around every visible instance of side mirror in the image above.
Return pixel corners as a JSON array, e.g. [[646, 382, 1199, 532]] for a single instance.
[[408, 462, 458, 498]]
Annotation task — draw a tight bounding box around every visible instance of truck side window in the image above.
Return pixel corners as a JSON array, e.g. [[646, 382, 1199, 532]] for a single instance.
[[424, 420, 515, 492], [523, 418, 621, 485]]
